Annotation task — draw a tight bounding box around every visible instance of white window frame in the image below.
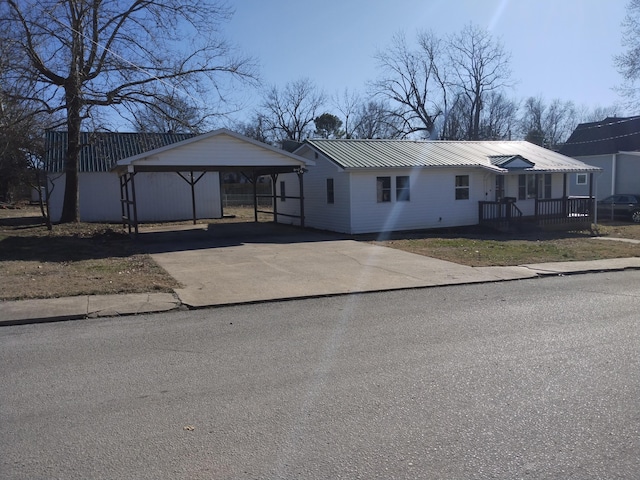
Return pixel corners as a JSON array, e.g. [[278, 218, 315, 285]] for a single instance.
[[455, 175, 470, 200], [377, 176, 391, 202], [576, 173, 587, 185], [395, 176, 410, 202]]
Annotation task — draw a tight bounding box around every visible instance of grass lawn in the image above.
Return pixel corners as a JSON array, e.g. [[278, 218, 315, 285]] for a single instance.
[[1, 203, 638, 300], [370, 223, 640, 267]]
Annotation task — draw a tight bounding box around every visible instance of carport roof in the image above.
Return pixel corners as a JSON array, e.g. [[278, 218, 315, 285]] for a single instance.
[[45, 130, 196, 173], [114, 128, 313, 174], [45, 128, 313, 175]]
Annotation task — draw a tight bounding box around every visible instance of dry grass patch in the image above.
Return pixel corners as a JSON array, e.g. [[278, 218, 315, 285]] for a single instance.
[[372, 223, 639, 267], [0, 204, 275, 301], [0, 204, 180, 301]]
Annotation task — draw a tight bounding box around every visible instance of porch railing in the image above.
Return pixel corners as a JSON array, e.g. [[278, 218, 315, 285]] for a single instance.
[[535, 197, 593, 226], [479, 197, 594, 230], [478, 198, 523, 230]]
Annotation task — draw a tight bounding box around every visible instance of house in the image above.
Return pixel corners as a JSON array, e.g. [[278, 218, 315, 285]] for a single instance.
[[560, 116, 640, 200], [45, 129, 313, 228], [272, 139, 601, 234]]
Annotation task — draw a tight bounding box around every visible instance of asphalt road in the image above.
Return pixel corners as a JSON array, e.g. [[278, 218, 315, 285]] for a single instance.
[[1, 271, 639, 479]]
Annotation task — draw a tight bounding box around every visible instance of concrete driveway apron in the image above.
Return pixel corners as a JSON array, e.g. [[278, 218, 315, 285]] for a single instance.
[[141, 223, 534, 308]]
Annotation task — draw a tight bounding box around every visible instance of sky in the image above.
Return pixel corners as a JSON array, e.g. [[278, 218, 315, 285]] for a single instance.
[[221, 0, 630, 123]]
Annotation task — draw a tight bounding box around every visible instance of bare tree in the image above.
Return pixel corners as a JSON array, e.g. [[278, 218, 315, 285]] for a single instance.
[[234, 114, 272, 144], [260, 78, 326, 142], [519, 96, 578, 149], [0, 38, 53, 207], [615, 0, 640, 109], [352, 101, 403, 139], [478, 92, 519, 140], [575, 104, 620, 123], [332, 88, 361, 139], [129, 93, 211, 134], [373, 26, 512, 140], [372, 31, 445, 138], [1, 0, 256, 222], [447, 24, 513, 140]]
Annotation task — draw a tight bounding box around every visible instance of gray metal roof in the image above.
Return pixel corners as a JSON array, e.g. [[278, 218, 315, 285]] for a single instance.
[[45, 131, 196, 173], [303, 139, 601, 173], [559, 116, 640, 157]]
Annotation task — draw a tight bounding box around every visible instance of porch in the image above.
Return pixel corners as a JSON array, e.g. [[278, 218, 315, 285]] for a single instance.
[[479, 197, 595, 231]]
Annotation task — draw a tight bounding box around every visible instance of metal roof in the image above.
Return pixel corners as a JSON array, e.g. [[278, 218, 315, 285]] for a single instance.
[[303, 139, 601, 173], [559, 116, 640, 157], [45, 131, 196, 173]]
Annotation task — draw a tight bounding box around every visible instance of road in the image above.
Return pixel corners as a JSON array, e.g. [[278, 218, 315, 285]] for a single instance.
[[1, 271, 639, 479]]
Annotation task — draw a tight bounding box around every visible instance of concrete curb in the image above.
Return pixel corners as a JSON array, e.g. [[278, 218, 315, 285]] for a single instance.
[[2, 260, 639, 326], [0, 292, 181, 327]]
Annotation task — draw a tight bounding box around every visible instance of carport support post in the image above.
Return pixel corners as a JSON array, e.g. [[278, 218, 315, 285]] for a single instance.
[[177, 171, 206, 225], [271, 173, 278, 223], [253, 172, 258, 222], [130, 171, 139, 235], [297, 169, 305, 227], [190, 171, 197, 225]]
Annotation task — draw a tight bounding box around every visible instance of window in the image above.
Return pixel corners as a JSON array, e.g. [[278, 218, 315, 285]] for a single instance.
[[326, 178, 334, 204], [518, 174, 537, 200], [576, 173, 587, 185], [280, 181, 286, 201], [377, 176, 391, 202], [455, 175, 469, 200], [396, 176, 410, 201]]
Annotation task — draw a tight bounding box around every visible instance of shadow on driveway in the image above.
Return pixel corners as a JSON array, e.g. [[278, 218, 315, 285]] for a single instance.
[[137, 221, 350, 253]]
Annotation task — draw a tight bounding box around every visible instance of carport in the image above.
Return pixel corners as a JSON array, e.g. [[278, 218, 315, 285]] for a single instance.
[[112, 129, 313, 234]]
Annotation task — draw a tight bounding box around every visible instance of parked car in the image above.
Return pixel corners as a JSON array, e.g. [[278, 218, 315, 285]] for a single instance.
[[597, 194, 640, 223]]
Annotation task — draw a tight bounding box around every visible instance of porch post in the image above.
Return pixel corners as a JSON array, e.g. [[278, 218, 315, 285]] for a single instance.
[[563, 173, 568, 217], [589, 172, 594, 223]]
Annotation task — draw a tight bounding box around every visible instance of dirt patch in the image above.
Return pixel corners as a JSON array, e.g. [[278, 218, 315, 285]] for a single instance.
[[0, 204, 180, 300], [0, 204, 276, 301]]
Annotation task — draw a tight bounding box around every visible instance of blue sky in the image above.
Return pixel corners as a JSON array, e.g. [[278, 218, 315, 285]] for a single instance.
[[222, 0, 629, 121]]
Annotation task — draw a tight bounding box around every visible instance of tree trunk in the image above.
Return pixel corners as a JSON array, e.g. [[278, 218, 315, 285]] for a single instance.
[[59, 85, 82, 223]]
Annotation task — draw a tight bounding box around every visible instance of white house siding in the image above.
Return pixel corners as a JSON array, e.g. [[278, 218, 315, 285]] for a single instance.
[[279, 152, 352, 232], [133, 171, 221, 222], [498, 173, 567, 216], [47, 171, 221, 222], [272, 172, 303, 226], [46, 173, 66, 222], [129, 133, 305, 169], [347, 168, 485, 234]]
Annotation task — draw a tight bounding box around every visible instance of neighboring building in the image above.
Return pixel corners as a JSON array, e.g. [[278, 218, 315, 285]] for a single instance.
[[45, 130, 210, 223], [274, 139, 600, 234], [560, 116, 640, 200], [44, 129, 312, 225]]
